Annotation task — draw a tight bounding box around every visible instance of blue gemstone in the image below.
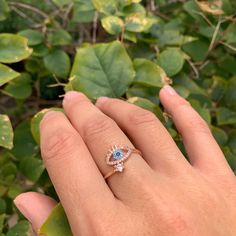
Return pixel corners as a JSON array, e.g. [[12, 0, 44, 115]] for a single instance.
[[113, 149, 124, 160]]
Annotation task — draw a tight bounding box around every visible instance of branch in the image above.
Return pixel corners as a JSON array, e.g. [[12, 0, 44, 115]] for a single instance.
[[8, 2, 48, 19]]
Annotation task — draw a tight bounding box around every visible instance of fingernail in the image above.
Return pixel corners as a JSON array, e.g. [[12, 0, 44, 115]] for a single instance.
[[163, 85, 178, 96], [14, 197, 33, 224], [63, 91, 86, 106], [42, 111, 57, 122], [96, 96, 110, 106]]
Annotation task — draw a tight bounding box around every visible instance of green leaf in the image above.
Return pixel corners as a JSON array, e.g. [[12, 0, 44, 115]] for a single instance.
[[3, 73, 32, 99], [228, 130, 236, 154], [0, 0, 9, 21], [125, 14, 155, 32], [47, 29, 72, 46], [6, 221, 32, 236], [182, 40, 208, 62], [119, 0, 142, 6], [189, 99, 211, 124], [210, 76, 227, 102], [0, 214, 5, 232], [133, 58, 164, 87], [31, 108, 64, 144], [128, 97, 164, 122], [0, 114, 13, 150], [68, 41, 135, 99], [72, 0, 95, 23], [101, 16, 124, 35], [0, 199, 6, 215], [223, 23, 236, 44], [20, 156, 45, 182], [216, 107, 236, 125], [0, 34, 32, 63], [52, 0, 72, 7], [39, 203, 72, 236], [174, 74, 207, 96], [92, 0, 117, 14], [121, 3, 145, 16], [0, 63, 20, 86], [10, 120, 38, 160], [173, 85, 190, 98], [223, 147, 236, 171], [183, 0, 203, 21], [32, 43, 49, 57], [44, 49, 71, 79], [126, 85, 160, 104], [211, 126, 228, 146], [18, 29, 44, 46], [223, 77, 236, 110], [157, 48, 185, 77]]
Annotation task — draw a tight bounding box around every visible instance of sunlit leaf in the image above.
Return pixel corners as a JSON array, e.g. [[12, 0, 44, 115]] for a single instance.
[[39, 203, 72, 236], [31, 108, 64, 144], [0, 115, 13, 150], [68, 41, 135, 99], [0, 34, 32, 63], [133, 58, 165, 87], [101, 16, 124, 35], [0, 63, 20, 86]]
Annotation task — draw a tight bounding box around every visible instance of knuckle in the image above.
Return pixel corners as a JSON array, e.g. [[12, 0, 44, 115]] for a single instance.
[[42, 131, 76, 161], [165, 211, 190, 234], [83, 115, 117, 142], [128, 108, 157, 127]]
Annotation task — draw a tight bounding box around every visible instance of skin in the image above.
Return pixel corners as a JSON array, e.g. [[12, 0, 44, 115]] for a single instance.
[[14, 86, 236, 236]]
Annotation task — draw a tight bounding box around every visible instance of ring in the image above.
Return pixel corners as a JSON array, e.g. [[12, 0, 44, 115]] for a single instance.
[[104, 144, 142, 180]]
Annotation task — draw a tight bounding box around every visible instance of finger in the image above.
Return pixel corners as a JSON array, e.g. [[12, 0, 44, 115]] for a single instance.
[[63, 92, 154, 201], [95, 97, 190, 176], [40, 111, 115, 234], [159, 85, 233, 177], [14, 192, 57, 231]]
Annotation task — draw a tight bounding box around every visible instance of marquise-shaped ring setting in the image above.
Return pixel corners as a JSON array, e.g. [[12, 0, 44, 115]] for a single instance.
[[106, 145, 132, 166], [104, 145, 142, 180]]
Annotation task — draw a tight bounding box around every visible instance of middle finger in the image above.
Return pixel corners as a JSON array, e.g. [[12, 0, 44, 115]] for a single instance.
[[63, 91, 154, 201]]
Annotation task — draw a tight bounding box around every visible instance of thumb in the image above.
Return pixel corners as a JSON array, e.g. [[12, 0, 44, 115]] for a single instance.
[[14, 192, 57, 233]]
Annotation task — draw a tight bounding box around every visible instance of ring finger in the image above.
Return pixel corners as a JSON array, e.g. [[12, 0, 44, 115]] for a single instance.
[[63, 91, 154, 201]]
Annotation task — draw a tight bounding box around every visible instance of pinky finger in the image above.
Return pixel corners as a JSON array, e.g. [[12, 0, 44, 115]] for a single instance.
[[14, 192, 57, 232]]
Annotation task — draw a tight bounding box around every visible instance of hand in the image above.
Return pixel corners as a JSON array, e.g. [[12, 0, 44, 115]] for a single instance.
[[14, 86, 236, 236]]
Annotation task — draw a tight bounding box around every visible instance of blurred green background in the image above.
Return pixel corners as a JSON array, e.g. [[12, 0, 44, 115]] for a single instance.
[[0, 0, 236, 234]]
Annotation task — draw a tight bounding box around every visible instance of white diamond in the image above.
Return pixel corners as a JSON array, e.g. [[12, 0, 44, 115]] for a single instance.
[[115, 163, 124, 172]]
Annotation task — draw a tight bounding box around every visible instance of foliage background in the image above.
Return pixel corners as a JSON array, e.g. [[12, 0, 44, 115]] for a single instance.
[[0, 0, 236, 234]]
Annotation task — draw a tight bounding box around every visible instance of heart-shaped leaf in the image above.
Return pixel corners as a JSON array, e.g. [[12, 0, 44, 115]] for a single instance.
[[68, 41, 135, 99]]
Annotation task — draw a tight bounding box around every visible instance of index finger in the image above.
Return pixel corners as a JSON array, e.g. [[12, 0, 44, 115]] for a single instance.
[[40, 111, 114, 235]]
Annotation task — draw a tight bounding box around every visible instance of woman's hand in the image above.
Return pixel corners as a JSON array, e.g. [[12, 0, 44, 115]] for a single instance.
[[14, 86, 236, 235]]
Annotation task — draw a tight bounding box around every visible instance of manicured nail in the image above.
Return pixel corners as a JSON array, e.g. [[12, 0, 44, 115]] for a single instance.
[[63, 91, 87, 106], [14, 197, 33, 224], [163, 85, 178, 96], [64, 91, 86, 100], [42, 111, 57, 122], [96, 96, 110, 106]]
